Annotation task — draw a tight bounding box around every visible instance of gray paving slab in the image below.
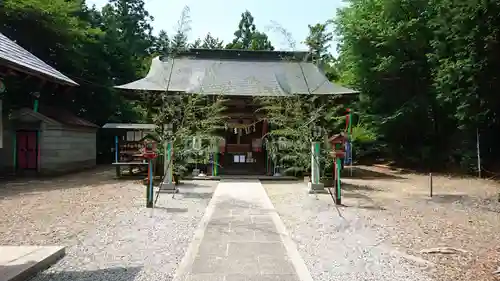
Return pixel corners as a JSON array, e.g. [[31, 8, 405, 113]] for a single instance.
[[0, 246, 65, 281], [172, 180, 313, 281]]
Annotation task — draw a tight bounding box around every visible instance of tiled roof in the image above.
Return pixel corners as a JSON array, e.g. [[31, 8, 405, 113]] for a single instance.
[[0, 32, 78, 86], [115, 49, 357, 96]]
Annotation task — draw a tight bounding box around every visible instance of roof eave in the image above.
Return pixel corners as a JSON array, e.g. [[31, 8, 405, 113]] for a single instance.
[[0, 60, 78, 86]]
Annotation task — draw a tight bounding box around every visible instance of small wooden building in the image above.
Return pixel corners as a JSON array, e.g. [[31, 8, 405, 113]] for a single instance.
[[0, 106, 98, 175], [0, 32, 93, 176]]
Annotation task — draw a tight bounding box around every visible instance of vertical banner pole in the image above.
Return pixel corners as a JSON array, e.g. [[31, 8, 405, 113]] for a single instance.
[[114, 136, 119, 163], [147, 159, 153, 208], [336, 157, 342, 205], [33, 99, 39, 113]]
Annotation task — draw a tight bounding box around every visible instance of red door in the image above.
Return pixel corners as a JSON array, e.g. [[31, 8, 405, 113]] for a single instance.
[[17, 131, 38, 170]]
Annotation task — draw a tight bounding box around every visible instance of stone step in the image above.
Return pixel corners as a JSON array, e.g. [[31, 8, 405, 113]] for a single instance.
[[0, 246, 65, 281]]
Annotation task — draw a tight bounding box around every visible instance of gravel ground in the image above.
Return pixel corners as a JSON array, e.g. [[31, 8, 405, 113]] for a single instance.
[[264, 180, 433, 281], [264, 165, 500, 281], [0, 167, 217, 281]]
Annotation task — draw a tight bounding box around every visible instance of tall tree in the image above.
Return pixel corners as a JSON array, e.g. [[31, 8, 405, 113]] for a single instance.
[[335, 0, 500, 173], [170, 5, 191, 52], [304, 22, 339, 81], [335, 0, 436, 167], [304, 23, 334, 65], [226, 10, 274, 50], [201, 33, 224, 49], [100, 0, 155, 83], [190, 38, 202, 48], [152, 30, 170, 55]]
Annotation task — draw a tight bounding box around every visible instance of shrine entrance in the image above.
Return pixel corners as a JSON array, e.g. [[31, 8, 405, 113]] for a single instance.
[[220, 119, 267, 175]]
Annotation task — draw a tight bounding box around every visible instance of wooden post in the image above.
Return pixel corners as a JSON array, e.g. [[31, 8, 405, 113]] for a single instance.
[[476, 128, 481, 178], [429, 172, 433, 197], [114, 135, 120, 178]]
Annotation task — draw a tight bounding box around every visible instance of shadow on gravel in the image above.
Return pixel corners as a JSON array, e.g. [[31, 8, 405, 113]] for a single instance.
[[342, 166, 406, 180], [341, 189, 387, 211], [177, 182, 218, 189], [34, 266, 143, 281], [0, 166, 130, 199], [153, 207, 189, 213], [426, 194, 500, 213], [340, 201, 387, 211], [342, 182, 380, 192], [257, 180, 302, 185], [180, 192, 214, 199], [427, 194, 469, 203]]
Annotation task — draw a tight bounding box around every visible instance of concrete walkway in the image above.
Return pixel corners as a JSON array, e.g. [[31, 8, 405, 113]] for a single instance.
[[173, 180, 313, 281]]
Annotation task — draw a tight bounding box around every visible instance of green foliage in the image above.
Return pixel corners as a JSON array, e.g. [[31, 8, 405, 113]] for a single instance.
[[304, 23, 333, 65], [201, 33, 225, 49], [226, 10, 274, 50], [258, 95, 347, 175], [335, 0, 500, 172], [170, 6, 191, 52], [153, 94, 227, 176]]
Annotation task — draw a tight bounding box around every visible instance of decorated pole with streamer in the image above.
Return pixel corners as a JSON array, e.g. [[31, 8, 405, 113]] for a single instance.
[[214, 147, 219, 176], [345, 108, 353, 167], [330, 133, 347, 205]]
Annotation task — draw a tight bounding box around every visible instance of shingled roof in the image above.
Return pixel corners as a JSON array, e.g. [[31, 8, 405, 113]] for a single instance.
[[0, 32, 78, 86], [115, 48, 357, 96]]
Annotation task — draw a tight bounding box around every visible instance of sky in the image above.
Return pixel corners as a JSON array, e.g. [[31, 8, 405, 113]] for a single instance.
[[86, 0, 347, 55]]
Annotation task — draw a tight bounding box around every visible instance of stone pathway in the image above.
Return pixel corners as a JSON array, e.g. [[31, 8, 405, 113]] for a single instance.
[[173, 180, 312, 281]]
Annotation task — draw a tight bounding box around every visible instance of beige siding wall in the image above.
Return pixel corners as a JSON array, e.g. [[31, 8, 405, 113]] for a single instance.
[[40, 127, 97, 174]]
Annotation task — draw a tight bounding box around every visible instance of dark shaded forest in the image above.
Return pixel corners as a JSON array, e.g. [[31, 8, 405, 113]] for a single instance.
[[1, 0, 499, 174]]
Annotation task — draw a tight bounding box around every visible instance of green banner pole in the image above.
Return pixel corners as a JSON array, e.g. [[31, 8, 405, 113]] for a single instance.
[[336, 157, 342, 204]]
